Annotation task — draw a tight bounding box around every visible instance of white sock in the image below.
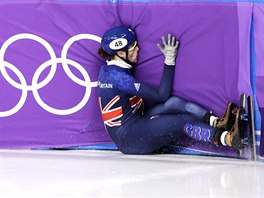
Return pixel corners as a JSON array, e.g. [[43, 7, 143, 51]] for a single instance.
[[210, 115, 218, 127], [220, 131, 228, 146]]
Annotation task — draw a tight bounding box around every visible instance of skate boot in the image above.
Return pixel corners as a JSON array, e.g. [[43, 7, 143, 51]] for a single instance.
[[224, 108, 244, 150], [214, 102, 238, 131]]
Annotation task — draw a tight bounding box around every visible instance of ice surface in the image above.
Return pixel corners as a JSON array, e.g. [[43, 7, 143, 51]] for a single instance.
[[0, 150, 263, 198]]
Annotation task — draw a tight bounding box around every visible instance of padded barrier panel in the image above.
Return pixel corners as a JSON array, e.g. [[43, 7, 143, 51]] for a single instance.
[[0, 0, 262, 159]]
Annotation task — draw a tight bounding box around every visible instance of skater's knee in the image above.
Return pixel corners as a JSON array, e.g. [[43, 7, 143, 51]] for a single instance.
[[165, 96, 185, 107]]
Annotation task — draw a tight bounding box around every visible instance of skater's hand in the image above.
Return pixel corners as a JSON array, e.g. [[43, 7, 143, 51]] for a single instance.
[[157, 34, 179, 66]]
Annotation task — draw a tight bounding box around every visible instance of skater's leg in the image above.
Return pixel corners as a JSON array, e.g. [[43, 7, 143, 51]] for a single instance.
[[146, 96, 209, 121], [147, 97, 239, 133], [115, 113, 219, 154]]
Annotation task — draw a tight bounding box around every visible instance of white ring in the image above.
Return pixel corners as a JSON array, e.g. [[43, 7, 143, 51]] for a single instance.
[[61, 34, 101, 87], [32, 58, 91, 115], [0, 33, 57, 91], [0, 33, 101, 116], [0, 61, 27, 117]]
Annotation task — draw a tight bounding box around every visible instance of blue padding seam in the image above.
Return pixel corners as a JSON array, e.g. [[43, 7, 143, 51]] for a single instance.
[[250, 10, 262, 133]]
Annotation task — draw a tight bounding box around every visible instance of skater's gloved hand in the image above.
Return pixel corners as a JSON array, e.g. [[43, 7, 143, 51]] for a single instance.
[[157, 34, 179, 66]]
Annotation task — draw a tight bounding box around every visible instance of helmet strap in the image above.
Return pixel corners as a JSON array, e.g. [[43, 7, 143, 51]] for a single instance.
[[116, 51, 136, 67]]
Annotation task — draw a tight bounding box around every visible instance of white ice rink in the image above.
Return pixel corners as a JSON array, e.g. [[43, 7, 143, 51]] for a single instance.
[[0, 149, 263, 198]]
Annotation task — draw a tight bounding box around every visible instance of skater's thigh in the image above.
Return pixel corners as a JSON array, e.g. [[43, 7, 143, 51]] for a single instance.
[[146, 96, 208, 121], [124, 114, 196, 146], [146, 96, 186, 116]]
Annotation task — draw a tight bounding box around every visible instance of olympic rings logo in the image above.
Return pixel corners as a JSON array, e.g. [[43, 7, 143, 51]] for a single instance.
[[0, 33, 101, 117]]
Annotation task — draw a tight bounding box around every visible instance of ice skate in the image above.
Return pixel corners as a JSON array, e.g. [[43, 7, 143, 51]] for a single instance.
[[224, 108, 244, 150], [214, 102, 238, 131]]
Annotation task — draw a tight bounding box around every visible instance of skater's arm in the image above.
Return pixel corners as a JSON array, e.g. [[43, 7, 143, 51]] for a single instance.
[[137, 65, 175, 102], [114, 34, 179, 102], [142, 34, 179, 102], [113, 65, 174, 102]]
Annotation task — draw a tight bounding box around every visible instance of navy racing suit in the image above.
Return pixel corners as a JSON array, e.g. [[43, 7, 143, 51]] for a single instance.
[[97, 60, 218, 154]]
